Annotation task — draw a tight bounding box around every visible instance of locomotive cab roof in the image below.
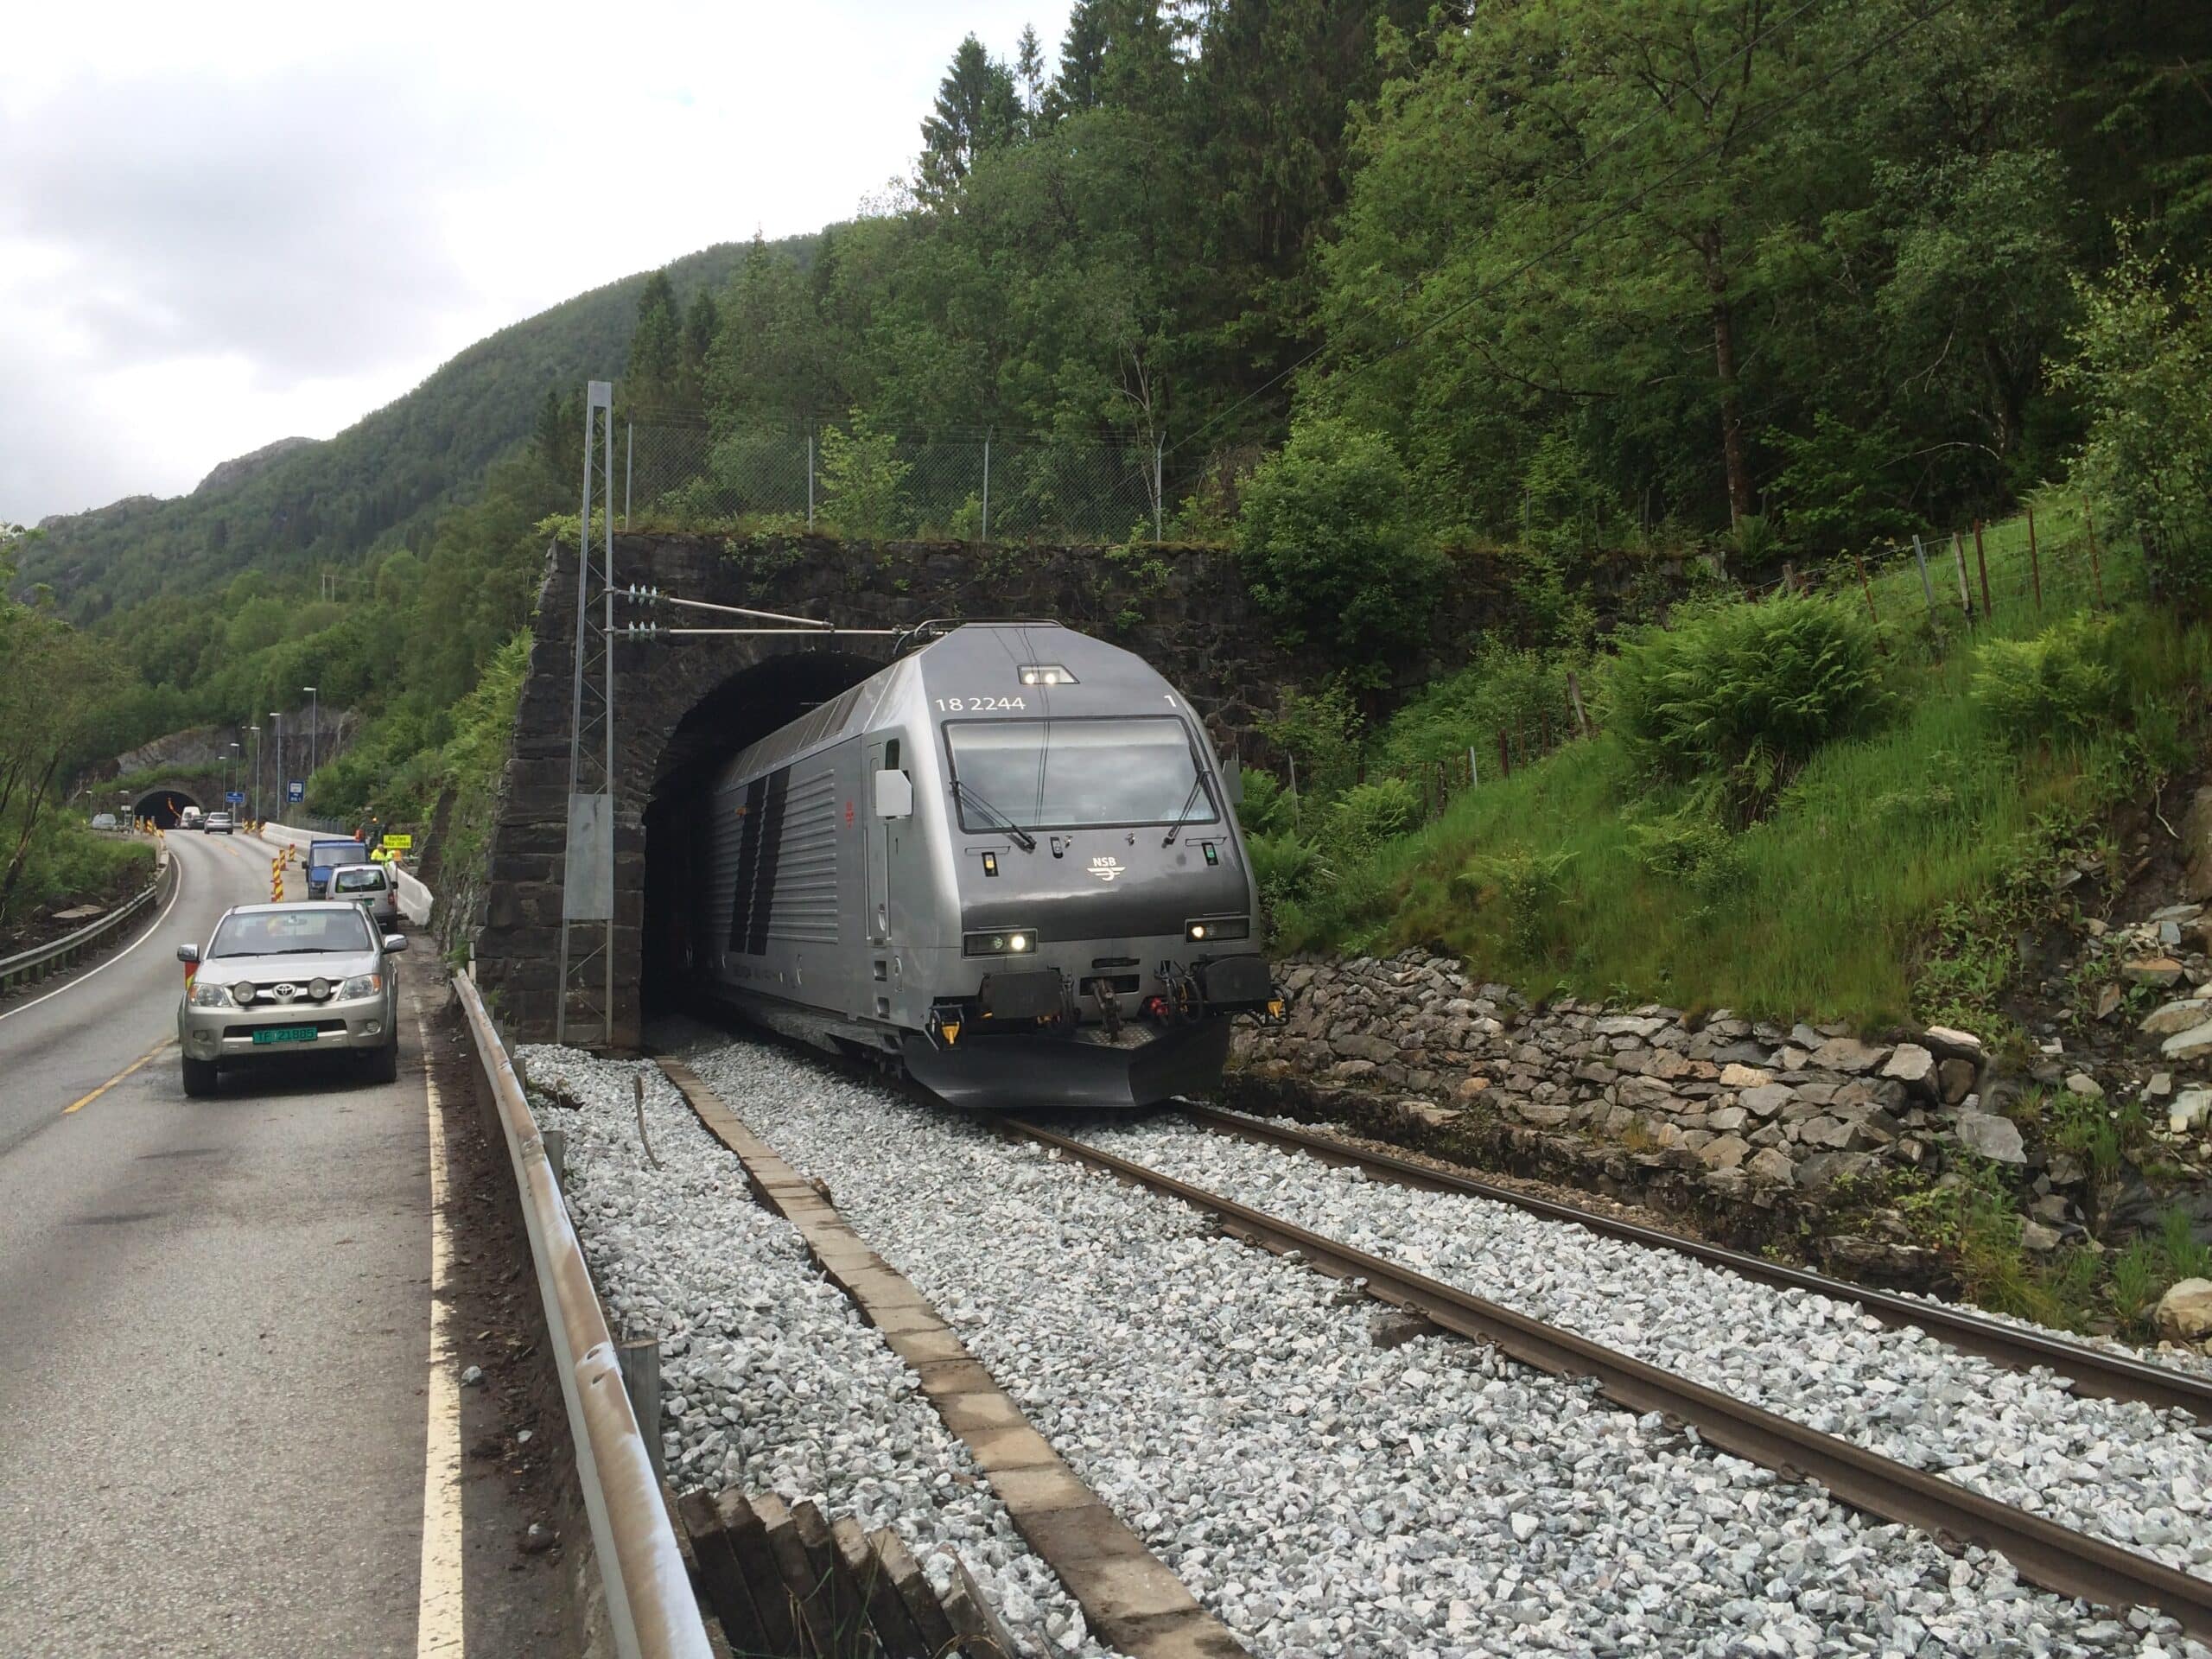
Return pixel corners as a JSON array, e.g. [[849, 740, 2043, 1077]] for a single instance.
[[716, 621, 1180, 790]]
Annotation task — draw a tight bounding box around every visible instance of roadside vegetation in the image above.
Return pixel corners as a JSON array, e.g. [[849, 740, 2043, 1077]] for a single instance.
[[0, 526, 149, 935], [1239, 243, 2212, 1041], [0, 827, 154, 954]]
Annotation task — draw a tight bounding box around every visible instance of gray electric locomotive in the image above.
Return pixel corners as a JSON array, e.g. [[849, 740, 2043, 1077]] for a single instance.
[[692, 621, 1278, 1108]]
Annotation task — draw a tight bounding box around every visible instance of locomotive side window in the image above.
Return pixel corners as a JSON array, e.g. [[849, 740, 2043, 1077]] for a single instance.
[[945, 716, 1217, 831]]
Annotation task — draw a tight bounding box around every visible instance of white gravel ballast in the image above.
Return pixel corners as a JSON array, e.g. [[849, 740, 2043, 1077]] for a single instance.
[[1072, 1115, 2212, 1582], [685, 1034, 2208, 1659], [515, 1045, 1115, 1657]]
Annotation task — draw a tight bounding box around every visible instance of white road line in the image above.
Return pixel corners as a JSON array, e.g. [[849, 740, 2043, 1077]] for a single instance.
[[0, 842, 188, 1024], [415, 1006, 466, 1657]]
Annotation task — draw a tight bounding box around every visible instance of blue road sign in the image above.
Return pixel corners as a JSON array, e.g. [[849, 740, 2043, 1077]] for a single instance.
[[226, 791, 245, 803], [287, 780, 304, 803]]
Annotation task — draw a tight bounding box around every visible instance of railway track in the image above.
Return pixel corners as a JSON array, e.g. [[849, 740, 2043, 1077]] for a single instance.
[[1005, 1115, 2212, 1644], [1185, 1103, 2212, 1420]]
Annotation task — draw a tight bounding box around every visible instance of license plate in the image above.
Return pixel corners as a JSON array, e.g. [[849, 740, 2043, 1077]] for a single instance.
[[252, 1027, 318, 1045]]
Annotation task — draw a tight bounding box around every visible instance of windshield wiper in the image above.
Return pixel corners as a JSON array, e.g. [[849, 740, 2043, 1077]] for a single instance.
[[1161, 773, 1212, 846], [952, 780, 1037, 851]]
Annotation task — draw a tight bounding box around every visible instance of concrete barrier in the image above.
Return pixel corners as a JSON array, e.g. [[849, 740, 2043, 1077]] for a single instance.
[[256, 822, 433, 926]]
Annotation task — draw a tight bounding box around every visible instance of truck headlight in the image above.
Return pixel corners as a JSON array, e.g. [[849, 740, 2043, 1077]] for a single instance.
[[963, 929, 1037, 957], [339, 974, 382, 1001], [188, 980, 234, 1008]]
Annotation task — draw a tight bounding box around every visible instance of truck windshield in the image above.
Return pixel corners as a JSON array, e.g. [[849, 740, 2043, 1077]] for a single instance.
[[210, 908, 373, 957], [945, 717, 1217, 831], [309, 842, 369, 868]]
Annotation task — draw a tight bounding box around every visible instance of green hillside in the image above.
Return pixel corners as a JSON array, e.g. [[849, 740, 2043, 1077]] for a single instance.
[[19, 236, 805, 620]]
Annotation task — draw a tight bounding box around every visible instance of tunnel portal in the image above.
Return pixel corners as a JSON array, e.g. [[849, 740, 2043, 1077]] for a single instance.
[[468, 532, 1292, 1047], [640, 650, 884, 1022], [131, 789, 200, 829]]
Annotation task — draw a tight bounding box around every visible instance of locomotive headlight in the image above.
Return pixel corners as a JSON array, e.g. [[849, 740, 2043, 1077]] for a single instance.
[[964, 928, 1041, 957], [1008, 932, 1031, 953], [1186, 917, 1250, 943]]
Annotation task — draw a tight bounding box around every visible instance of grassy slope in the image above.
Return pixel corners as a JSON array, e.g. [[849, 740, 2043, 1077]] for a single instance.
[[1276, 505, 2197, 1033]]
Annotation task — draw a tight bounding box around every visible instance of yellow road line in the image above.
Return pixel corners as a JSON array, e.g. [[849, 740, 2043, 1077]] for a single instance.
[[63, 1039, 175, 1114], [414, 1002, 466, 1656]]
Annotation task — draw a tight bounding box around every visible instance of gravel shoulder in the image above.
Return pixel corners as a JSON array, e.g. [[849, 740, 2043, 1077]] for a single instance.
[[683, 1032, 2206, 1659], [517, 1044, 1114, 1658]]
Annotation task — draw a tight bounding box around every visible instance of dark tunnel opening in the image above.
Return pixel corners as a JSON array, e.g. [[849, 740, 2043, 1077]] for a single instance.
[[132, 790, 200, 830], [641, 650, 886, 1023]]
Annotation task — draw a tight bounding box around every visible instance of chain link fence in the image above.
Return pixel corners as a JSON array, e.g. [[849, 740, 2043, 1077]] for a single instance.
[[615, 413, 1167, 544]]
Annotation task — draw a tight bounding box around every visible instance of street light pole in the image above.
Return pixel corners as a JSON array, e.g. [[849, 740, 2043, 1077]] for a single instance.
[[302, 686, 319, 801], [251, 724, 263, 823], [226, 741, 240, 817]]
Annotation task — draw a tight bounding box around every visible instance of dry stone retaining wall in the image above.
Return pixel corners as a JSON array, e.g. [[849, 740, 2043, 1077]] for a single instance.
[[1230, 950, 2062, 1281]]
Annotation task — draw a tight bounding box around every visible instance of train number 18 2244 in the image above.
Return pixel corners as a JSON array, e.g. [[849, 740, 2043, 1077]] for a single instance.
[[935, 696, 1028, 711]]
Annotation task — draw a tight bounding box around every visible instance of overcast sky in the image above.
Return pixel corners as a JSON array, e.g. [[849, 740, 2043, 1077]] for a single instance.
[[2, 0, 1066, 523]]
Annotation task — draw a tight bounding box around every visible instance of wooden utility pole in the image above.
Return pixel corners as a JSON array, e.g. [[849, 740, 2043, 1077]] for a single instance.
[[1973, 520, 1993, 620]]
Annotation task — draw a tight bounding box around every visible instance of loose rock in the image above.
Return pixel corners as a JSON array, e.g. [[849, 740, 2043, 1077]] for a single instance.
[[1953, 1111, 2027, 1165], [2157, 1280, 2212, 1344]]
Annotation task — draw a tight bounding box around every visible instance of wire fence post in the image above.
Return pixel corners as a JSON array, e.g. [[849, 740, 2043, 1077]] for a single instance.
[[806, 429, 816, 531], [2083, 500, 2106, 609], [981, 431, 990, 544], [1287, 753, 1300, 832], [624, 419, 632, 529], [1853, 551, 1878, 626], [2026, 505, 2043, 611], [1567, 671, 1592, 738], [1467, 745, 1479, 789], [1973, 519, 1993, 620], [1950, 530, 1974, 622], [1910, 535, 1936, 613], [1154, 440, 1164, 543]]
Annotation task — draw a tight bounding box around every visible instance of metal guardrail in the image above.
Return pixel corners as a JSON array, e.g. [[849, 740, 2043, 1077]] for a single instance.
[[453, 969, 714, 1659], [0, 854, 169, 994]]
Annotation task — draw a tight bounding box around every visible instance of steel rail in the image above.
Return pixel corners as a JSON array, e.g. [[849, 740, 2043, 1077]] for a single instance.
[[454, 971, 714, 1659], [0, 859, 167, 992], [1007, 1117, 2212, 1641], [1189, 1104, 2212, 1419]]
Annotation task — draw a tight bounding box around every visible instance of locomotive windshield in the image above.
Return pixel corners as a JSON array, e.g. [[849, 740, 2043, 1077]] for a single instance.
[[945, 716, 1219, 832]]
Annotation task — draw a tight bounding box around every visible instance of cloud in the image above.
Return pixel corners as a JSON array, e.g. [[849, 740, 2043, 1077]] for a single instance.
[[2, 56, 477, 384], [0, 0, 1066, 521]]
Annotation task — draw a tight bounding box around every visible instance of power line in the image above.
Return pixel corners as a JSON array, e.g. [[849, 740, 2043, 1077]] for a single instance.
[[1167, 0, 1956, 462]]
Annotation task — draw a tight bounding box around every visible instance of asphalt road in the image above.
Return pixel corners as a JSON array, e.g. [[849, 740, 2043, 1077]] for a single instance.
[[0, 828, 435, 1656]]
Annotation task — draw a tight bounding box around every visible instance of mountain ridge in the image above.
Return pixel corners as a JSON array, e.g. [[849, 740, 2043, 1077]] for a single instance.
[[17, 233, 807, 618]]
